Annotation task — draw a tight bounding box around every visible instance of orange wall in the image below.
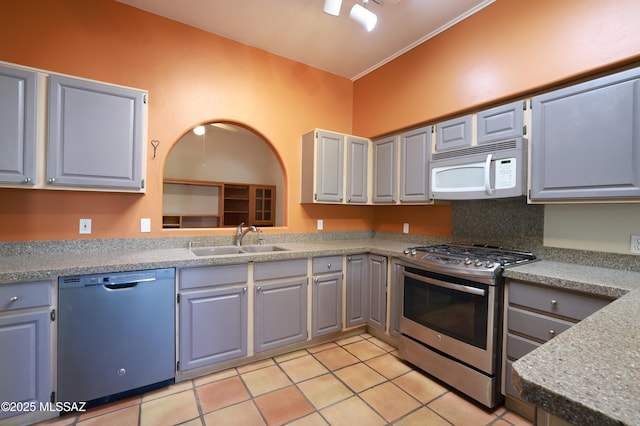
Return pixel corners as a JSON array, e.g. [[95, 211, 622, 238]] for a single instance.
[[2, 0, 639, 242], [354, 0, 640, 137], [0, 0, 376, 241]]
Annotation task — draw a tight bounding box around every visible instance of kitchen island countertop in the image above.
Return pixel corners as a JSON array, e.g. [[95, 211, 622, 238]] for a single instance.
[[504, 261, 640, 426]]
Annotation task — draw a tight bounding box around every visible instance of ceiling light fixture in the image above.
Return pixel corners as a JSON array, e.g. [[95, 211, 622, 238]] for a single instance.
[[323, 0, 342, 16], [350, 0, 378, 31]]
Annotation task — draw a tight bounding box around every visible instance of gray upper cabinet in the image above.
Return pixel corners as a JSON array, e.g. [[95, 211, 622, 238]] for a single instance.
[[346, 136, 369, 203], [530, 66, 640, 200], [314, 130, 344, 202], [477, 101, 525, 144], [435, 115, 472, 151], [372, 136, 398, 203], [0, 64, 37, 186], [400, 126, 430, 203], [47, 74, 146, 190]]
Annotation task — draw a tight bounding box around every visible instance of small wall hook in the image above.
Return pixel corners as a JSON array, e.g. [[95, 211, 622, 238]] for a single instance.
[[151, 140, 160, 159]]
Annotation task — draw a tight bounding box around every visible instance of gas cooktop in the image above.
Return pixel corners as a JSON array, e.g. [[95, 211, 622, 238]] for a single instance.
[[401, 243, 536, 279]]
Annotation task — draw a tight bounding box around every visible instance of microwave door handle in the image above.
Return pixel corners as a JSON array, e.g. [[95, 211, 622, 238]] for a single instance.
[[484, 154, 494, 195]]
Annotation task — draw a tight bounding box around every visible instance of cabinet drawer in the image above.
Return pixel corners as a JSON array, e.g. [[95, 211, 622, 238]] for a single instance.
[[312, 256, 343, 274], [254, 259, 308, 281], [508, 306, 573, 342], [509, 280, 611, 321], [506, 332, 540, 360], [180, 264, 248, 290], [0, 281, 51, 312]]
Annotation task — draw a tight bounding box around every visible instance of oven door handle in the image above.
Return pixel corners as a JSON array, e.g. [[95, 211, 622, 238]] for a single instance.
[[404, 271, 487, 296]]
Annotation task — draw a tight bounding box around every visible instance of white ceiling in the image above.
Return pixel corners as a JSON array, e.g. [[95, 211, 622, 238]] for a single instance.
[[117, 0, 494, 80]]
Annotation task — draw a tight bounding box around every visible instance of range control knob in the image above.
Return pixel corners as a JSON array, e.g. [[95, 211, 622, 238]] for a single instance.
[[464, 258, 472, 265], [474, 259, 483, 267], [485, 261, 494, 268], [410, 249, 418, 256], [403, 249, 411, 255]]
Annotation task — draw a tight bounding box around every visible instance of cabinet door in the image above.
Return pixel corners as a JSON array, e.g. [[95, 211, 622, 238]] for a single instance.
[[477, 101, 524, 144], [389, 259, 404, 337], [0, 65, 37, 186], [312, 273, 343, 337], [315, 130, 344, 202], [345, 255, 368, 328], [367, 255, 387, 330], [47, 74, 146, 190], [373, 136, 397, 203], [254, 278, 308, 352], [179, 286, 248, 371], [252, 185, 275, 226], [531, 66, 640, 200], [400, 126, 430, 203], [435, 115, 472, 151], [0, 311, 51, 420], [346, 136, 368, 203]]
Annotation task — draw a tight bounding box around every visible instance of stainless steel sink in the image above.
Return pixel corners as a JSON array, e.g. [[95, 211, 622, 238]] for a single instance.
[[191, 246, 244, 256], [240, 245, 289, 253]]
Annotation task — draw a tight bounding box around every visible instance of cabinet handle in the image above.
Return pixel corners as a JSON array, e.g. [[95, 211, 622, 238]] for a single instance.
[[549, 329, 556, 338], [327, 263, 331, 269], [48, 177, 55, 184], [314, 278, 318, 284], [256, 286, 261, 291], [23, 177, 31, 183], [347, 256, 351, 262], [9, 296, 18, 302], [243, 287, 247, 293], [550, 299, 558, 307]]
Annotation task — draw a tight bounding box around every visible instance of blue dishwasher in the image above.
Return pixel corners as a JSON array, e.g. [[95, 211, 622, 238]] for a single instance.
[[58, 268, 175, 407]]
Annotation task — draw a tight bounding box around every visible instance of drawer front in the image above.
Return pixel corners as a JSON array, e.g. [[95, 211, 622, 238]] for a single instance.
[[0, 281, 51, 312], [312, 256, 343, 274], [180, 264, 248, 290], [506, 332, 540, 360], [254, 259, 308, 281], [508, 306, 573, 342], [509, 280, 611, 321]]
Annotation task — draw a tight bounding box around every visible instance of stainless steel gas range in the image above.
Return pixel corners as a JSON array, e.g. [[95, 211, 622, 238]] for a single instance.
[[397, 244, 536, 408]]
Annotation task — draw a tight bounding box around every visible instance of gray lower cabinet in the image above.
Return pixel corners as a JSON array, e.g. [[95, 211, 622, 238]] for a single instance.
[[178, 265, 248, 371], [530, 65, 640, 200], [389, 258, 404, 337], [254, 259, 308, 353], [345, 254, 368, 328], [47, 74, 147, 190], [311, 256, 343, 337], [0, 64, 38, 186], [503, 280, 612, 405], [367, 255, 387, 331], [0, 281, 52, 421]]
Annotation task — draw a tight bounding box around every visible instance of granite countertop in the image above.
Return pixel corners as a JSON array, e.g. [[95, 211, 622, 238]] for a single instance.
[[504, 261, 640, 426], [2, 237, 639, 424], [0, 238, 412, 283]]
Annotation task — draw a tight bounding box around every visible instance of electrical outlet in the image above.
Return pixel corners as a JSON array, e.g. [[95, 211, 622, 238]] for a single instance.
[[403, 223, 410, 234], [140, 218, 151, 233], [317, 219, 324, 231], [631, 235, 640, 254], [79, 218, 92, 234]]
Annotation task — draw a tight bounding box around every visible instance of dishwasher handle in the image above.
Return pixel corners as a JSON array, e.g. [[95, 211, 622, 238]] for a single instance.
[[104, 281, 140, 290]]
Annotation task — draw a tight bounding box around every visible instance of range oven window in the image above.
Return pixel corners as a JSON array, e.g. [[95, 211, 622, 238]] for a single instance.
[[403, 267, 489, 349]]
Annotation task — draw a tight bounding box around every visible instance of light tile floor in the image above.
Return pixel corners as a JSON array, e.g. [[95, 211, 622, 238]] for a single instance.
[[36, 333, 532, 426]]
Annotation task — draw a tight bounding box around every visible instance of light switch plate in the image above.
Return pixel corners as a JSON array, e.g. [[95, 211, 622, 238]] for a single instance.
[[631, 235, 640, 254], [141, 218, 151, 233], [403, 223, 410, 234], [317, 219, 324, 231], [79, 218, 92, 234]]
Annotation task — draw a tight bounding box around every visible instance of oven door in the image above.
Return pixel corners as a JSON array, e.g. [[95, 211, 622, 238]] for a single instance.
[[400, 266, 498, 374]]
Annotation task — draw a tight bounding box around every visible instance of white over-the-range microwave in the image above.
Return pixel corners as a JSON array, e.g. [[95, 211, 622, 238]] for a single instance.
[[429, 138, 527, 200]]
